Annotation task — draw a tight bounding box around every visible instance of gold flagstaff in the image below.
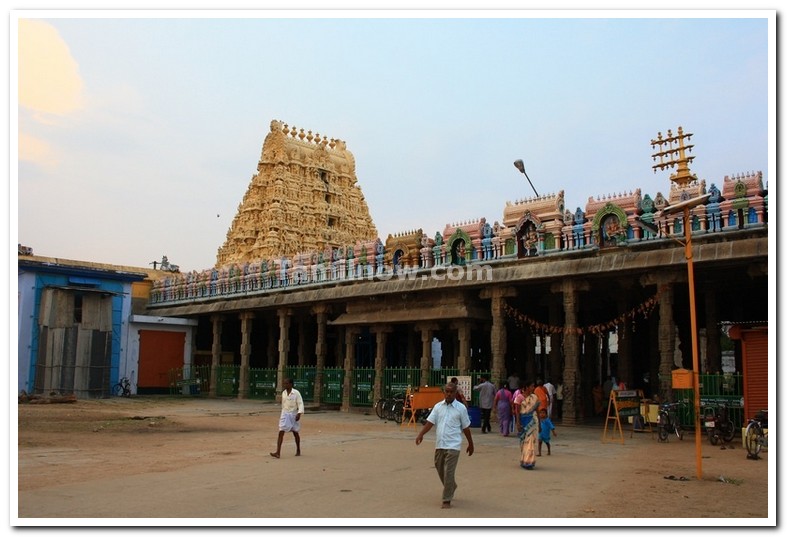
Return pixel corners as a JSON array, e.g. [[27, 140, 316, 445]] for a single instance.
[[650, 127, 709, 481]]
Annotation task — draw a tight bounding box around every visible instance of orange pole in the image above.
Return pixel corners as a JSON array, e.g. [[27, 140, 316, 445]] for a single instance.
[[684, 206, 703, 480]]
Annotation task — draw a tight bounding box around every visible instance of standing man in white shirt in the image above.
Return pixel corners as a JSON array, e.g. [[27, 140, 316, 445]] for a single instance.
[[415, 383, 474, 509], [270, 378, 304, 459]]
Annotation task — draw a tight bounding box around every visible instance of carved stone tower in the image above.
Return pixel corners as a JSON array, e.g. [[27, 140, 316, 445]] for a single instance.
[[216, 120, 378, 266]]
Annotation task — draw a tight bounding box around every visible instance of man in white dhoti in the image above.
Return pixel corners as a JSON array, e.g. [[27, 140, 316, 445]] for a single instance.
[[270, 378, 304, 458]]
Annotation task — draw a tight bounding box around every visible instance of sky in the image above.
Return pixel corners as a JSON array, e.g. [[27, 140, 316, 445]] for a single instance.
[[14, 10, 774, 273]]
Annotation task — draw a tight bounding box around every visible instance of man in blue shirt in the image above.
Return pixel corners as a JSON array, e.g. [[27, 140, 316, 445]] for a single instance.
[[415, 383, 474, 509]]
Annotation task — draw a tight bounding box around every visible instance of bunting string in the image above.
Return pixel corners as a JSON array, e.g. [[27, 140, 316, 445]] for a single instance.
[[503, 291, 660, 337]]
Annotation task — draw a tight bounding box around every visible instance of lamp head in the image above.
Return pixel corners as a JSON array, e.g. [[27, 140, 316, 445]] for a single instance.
[[659, 193, 712, 216], [633, 216, 659, 235], [513, 159, 525, 174]]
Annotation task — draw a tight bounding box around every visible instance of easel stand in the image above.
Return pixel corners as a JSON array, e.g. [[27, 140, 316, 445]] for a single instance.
[[602, 390, 648, 444], [402, 386, 444, 426]]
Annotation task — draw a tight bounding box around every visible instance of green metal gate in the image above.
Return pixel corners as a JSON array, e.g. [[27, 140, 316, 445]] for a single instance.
[[216, 365, 240, 396], [352, 368, 375, 406], [284, 366, 316, 402], [321, 368, 345, 404], [248, 368, 278, 400], [382, 367, 420, 397], [168, 365, 210, 396], [429, 368, 459, 388], [673, 373, 745, 429]]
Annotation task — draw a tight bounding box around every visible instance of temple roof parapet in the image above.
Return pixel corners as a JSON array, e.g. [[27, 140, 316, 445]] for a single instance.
[[442, 217, 487, 242], [721, 171, 765, 199], [584, 189, 642, 216], [502, 191, 565, 229], [667, 178, 706, 204]]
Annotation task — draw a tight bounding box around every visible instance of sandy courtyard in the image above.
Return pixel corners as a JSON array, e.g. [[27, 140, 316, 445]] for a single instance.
[[15, 396, 773, 525]]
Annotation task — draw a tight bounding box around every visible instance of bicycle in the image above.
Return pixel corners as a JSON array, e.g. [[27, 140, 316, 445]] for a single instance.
[[113, 377, 132, 397], [657, 402, 683, 442], [386, 393, 405, 423], [374, 397, 387, 419], [374, 393, 405, 422], [744, 409, 768, 459]]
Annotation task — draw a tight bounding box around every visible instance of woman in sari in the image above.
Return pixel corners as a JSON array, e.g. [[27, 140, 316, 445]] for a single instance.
[[493, 382, 513, 436], [515, 381, 540, 470]]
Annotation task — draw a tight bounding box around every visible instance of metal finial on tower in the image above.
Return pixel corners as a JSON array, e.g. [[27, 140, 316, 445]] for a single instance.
[[650, 126, 697, 187]]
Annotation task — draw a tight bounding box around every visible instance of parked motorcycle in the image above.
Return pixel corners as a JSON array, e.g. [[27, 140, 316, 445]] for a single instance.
[[704, 403, 736, 445]]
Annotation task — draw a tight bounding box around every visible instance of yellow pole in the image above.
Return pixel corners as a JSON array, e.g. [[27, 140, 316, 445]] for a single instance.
[[684, 206, 703, 480]]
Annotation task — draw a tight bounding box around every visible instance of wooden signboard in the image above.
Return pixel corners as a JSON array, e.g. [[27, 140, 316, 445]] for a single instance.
[[410, 386, 445, 410], [602, 389, 645, 444], [402, 386, 445, 426]]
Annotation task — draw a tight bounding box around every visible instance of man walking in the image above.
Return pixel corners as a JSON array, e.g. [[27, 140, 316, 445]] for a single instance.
[[473, 375, 496, 434], [270, 378, 304, 458], [415, 383, 474, 509]]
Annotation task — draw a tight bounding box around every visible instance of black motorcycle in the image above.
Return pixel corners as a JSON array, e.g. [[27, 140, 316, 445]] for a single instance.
[[704, 403, 736, 445]]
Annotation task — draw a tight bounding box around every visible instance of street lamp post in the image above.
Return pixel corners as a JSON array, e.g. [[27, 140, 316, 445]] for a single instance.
[[513, 159, 539, 197], [650, 126, 708, 481]]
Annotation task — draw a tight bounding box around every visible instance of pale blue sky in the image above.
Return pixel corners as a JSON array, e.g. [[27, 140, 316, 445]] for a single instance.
[[16, 12, 772, 272]]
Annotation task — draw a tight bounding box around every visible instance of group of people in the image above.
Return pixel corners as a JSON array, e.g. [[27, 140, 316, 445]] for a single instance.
[[485, 377, 558, 468], [269, 375, 559, 509], [415, 375, 559, 507]]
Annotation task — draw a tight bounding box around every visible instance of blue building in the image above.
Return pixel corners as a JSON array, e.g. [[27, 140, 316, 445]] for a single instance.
[[17, 252, 197, 398]]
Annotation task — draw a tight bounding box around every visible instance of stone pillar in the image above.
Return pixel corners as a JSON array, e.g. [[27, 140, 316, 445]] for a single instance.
[[452, 320, 472, 375], [551, 279, 589, 426], [313, 304, 329, 405], [238, 311, 254, 399], [642, 271, 682, 402], [371, 325, 392, 403], [341, 327, 360, 412], [480, 286, 517, 386], [276, 308, 292, 402], [418, 323, 439, 386], [657, 283, 676, 401], [209, 314, 223, 397], [704, 285, 721, 374]]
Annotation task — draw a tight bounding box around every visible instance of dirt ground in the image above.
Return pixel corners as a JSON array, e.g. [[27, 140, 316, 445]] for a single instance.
[[14, 396, 773, 525]]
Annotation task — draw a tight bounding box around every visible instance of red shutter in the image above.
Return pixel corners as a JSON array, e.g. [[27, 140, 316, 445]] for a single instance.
[[742, 328, 768, 421], [138, 330, 186, 389]]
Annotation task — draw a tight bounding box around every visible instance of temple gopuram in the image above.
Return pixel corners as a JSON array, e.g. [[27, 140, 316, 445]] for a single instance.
[[138, 122, 769, 427], [216, 120, 377, 266]]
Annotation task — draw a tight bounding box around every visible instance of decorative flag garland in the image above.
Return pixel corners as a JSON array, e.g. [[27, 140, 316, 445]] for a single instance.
[[503, 291, 660, 337]]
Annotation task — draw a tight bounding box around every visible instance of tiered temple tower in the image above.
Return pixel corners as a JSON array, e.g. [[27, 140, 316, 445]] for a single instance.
[[216, 120, 378, 266]]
